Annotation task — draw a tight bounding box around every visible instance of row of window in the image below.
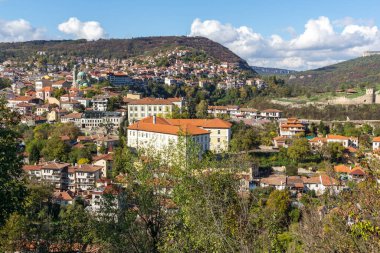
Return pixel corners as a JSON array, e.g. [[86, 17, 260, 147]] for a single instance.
[[129, 105, 170, 112]]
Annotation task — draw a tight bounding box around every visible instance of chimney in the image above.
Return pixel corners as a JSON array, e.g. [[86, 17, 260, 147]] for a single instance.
[[153, 115, 156, 124]]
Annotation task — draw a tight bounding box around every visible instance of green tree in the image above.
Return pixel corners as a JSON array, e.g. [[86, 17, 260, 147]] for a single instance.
[[195, 99, 208, 118], [321, 142, 346, 162], [41, 136, 70, 162], [287, 138, 311, 162], [0, 98, 27, 225]]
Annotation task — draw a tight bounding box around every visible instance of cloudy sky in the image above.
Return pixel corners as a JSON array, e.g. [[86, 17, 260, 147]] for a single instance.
[[1, 0, 380, 70]]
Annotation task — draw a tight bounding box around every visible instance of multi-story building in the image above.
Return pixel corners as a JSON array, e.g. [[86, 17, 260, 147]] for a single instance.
[[259, 109, 283, 120], [127, 116, 210, 154], [279, 118, 307, 137], [40, 162, 70, 190], [61, 111, 125, 133], [92, 95, 109, 111], [127, 116, 232, 153], [166, 118, 232, 153], [23, 165, 43, 181], [25, 163, 102, 192], [106, 72, 132, 86], [127, 97, 184, 124], [68, 164, 102, 191]]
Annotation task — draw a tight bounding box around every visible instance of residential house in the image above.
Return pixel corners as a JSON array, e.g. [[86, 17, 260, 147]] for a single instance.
[[326, 135, 359, 148], [373, 136, 380, 150], [41, 162, 70, 190], [279, 118, 307, 137]]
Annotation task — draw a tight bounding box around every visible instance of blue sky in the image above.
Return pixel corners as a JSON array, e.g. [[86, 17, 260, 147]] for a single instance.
[[1, 0, 380, 69]]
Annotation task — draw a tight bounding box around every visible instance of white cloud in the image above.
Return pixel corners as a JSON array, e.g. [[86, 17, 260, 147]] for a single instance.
[[0, 18, 45, 42], [58, 17, 106, 41], [190, 17, 380, 70]]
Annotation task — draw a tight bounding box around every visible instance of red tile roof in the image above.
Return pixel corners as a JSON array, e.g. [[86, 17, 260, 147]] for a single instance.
[[167, 118, 232, 129], [334, 164, 351, 173], [23, 165, 42, 171]]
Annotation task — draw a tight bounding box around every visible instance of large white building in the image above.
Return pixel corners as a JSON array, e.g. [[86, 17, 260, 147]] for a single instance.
[[127, 97, 184, 124], [127, 116, 232, 154], [128, 116, 210, 154]]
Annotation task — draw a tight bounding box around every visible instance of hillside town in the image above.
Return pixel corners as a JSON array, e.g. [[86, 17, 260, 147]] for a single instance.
[[2, 28, 380, 253], [1, 47, 380, 215]]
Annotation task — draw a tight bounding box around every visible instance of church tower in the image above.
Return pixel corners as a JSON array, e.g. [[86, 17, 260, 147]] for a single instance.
[[72, 64, 78, 88]]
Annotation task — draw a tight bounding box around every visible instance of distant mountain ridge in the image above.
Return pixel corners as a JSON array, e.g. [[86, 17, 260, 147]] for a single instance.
[[251, 66, 297, 75], [286, 55, 380, 92], [0, 36, 253, 71]]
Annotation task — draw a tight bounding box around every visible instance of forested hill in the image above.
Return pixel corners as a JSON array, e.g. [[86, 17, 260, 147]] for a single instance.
[[0, 36, 252, 70], [286, 55, 380, 92]]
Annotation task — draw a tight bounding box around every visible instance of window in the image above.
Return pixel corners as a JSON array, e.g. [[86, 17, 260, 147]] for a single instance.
[[218, 138, 220, 143], [218, 130, 220, 134]]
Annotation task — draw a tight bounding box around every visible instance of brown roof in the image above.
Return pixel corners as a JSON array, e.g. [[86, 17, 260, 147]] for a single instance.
[[262, 109, 282, 113], [349, 166, 366, 176], [53, 191, 73, 201], [128, 98, 173, 105], [93, 153, 113, 162], [10, 96, 34, 102], [23, 165, 42, 171], [261, 176, 287, 186], [309, 137, 327, 143], [61, 112, 83, 119], [42, 162, 70, 170], [167, 118, 232, 129], [72, 164, 103, 173]]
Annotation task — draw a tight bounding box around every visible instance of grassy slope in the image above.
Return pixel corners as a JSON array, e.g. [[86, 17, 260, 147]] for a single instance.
[[286, 55, 380, 92]]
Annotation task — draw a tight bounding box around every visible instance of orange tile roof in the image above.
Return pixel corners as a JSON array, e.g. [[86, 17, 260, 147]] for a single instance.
[[309, 137, 327, 143], [23, 165, 42, 171], [42, 86, 52, 92], [167, 118, 232, 129], [53, 191, 73, 201], [349, 166, 366, 176], [334, 164, 351, 173], [129, 116, 210, 136], [327, 135, 358, 141], [373, 136, 380, 142], [320, 174, 339, 186], [93, 153, 113, 161]]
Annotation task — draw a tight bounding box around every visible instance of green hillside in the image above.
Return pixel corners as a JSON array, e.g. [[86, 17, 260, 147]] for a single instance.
[[0, 36, 253, 71], [286, 55, 380, 93]]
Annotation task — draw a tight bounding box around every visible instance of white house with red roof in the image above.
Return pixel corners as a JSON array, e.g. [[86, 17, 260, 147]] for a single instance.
[[373, 136, 380, 151], [326, 135, 358, 148], [279, 118, 306, 137]]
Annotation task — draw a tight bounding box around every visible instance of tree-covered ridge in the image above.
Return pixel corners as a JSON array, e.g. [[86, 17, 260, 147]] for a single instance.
[[286, 55, 380, 94], [0, 36, 252, 70]]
